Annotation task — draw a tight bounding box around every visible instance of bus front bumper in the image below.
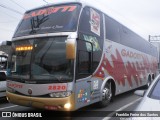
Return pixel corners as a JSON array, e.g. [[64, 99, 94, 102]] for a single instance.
[[6, 91, 75, 111]]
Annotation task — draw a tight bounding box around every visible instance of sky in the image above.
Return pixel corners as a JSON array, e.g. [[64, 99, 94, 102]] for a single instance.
[[0, 0, 160, 42]]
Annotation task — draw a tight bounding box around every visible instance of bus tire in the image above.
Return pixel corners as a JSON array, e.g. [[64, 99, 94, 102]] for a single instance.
[[97, 81, 113, 107], [152, 74, 155, 80]]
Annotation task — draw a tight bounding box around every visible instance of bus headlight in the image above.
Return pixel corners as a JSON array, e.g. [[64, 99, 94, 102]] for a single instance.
[[64, 103, 71, 109], [49, 91, 71, 98]]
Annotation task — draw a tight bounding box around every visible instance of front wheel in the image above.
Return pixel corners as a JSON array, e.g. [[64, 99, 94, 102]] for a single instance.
[[97, 82, 113, 107]]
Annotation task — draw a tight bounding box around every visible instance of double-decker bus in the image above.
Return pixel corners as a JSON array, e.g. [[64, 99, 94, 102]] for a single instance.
[[6, 1, 158, 111]]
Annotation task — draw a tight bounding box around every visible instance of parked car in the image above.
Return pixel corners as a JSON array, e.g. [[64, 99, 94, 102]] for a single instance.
[[133, 74, 160, 120], [0, 71, 7, 97], [0, 54, 7, 98]]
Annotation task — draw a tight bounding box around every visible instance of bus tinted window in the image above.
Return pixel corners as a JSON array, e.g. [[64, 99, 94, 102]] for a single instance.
[[14, 4, 81, 38], [105, 15, 158, 58], [105, 15, 120, 43], [77, 7, 104, 79], [78, 51, 90, 73]]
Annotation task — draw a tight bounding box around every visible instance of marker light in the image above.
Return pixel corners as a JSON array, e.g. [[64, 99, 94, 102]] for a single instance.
[[64, 103, 71, 109], [16, 45, 33, 51]]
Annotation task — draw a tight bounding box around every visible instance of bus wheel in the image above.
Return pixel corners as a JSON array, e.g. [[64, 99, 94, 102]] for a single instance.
[[97, 82, 112, 107]]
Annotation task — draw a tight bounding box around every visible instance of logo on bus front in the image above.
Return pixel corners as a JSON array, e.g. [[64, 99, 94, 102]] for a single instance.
[[28, 88, 33, 95]]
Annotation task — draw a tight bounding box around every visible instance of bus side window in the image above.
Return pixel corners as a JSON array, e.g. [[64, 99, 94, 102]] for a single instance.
[[105, 15, 120, 43], [76, 39, 93, 79], [77, 6, 104, 80], [78, 51, 91, 74]]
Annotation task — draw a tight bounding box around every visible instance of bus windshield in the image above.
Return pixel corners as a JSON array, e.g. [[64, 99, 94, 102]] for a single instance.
[[13, 3, 81, 38], [8, 37, 74, 83]]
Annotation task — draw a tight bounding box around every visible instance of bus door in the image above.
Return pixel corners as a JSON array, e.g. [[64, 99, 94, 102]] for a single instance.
[[75, 39, 93, 109]]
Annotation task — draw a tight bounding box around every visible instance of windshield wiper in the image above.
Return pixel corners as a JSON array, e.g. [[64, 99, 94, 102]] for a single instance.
[[30, 15, 49, 34]]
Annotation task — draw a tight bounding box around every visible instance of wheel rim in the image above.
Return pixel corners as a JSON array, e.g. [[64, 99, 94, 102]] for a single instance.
[[102, 83, 112, 102]]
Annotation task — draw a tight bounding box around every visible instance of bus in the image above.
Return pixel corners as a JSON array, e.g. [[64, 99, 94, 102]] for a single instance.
[[6, 1, 158, 111], [0, 54, 7, 70], [0, 54, 7, 97]]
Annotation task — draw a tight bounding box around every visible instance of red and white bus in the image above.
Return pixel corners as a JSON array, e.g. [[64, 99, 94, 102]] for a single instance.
[[6, 1, 158, 111]]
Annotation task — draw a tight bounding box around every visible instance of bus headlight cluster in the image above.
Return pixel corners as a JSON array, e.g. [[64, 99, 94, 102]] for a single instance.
[[64, 103, 71, 109], [49, 91, 71, 98]]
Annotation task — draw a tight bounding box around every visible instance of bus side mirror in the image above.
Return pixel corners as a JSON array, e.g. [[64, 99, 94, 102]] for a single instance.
[[66, 39, 76, 60], [134, 90, 145, 97]]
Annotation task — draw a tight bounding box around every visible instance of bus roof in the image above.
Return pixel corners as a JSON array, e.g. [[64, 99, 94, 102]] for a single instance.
[[25, 1, 82, 13], [24, 0, 154, 47], [25, 0, 107, 14]]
